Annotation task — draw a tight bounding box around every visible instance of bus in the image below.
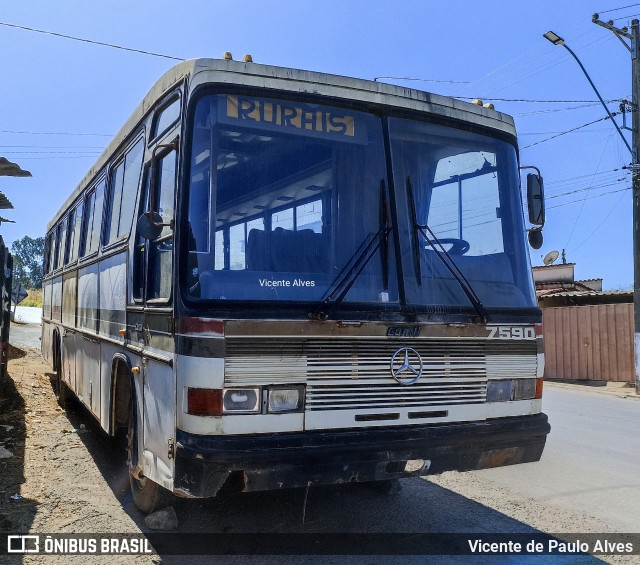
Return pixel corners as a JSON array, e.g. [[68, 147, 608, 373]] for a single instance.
[[42, 56, 550, 513]]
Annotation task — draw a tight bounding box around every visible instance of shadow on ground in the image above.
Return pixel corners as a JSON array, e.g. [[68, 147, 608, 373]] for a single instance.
[[0, 345, 37, 563], [56, 395, 609, 564]]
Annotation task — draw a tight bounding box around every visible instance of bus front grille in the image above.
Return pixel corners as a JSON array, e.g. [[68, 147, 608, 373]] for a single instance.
[[224, 337, 538, 410]]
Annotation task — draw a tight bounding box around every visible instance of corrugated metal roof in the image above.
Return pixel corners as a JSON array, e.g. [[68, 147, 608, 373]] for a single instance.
[[0, 157, 31, 177], [537, 289, 632, 298], [0, 191, 14, 210]]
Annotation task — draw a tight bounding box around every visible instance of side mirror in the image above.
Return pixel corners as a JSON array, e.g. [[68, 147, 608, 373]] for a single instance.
[[526, 173, 545, 226], [136, 211, 164, 241], [528, 229, 543, 250]]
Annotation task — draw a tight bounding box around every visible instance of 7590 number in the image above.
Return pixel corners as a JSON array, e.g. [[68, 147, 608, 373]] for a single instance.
[[487, 326, 535, 339]]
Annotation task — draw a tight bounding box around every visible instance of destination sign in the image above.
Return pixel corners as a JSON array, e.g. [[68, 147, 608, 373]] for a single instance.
[[220, 95, 365, 143]]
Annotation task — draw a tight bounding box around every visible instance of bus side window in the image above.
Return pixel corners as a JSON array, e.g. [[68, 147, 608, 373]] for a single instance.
[[68, 201, 84, 264], [44, 232, 53, 274], [151, 97, 180, 141], [55, 220, 66, 271], [147, 149, 177, 301], [105, 138, 144, 246], [80, 180, 106, 257], [132, 170, 149, 302], [50, 229, 58, 272]]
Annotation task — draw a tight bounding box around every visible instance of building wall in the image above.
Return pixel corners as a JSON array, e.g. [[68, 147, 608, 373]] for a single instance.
[[542, 303, 633, 382]]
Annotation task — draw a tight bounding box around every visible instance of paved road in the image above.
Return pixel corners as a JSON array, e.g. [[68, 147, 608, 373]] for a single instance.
[[474, 383, 640, 533], [9, 322, 41, 350], [9, 306, 41, 350]]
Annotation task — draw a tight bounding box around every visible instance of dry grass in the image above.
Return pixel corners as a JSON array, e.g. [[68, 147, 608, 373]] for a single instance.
[[19, 288, 42, 308]]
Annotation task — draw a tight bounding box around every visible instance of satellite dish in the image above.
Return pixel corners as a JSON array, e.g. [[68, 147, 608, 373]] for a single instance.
[[543, 250, 559, 266]]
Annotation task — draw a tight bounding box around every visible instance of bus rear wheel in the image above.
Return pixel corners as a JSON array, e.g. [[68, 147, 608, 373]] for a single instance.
[[53, 343, 69, 408]]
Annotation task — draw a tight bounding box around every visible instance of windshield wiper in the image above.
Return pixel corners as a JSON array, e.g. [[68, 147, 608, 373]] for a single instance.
[[406, 176, 490, 324], [310, 180, 391, 320]]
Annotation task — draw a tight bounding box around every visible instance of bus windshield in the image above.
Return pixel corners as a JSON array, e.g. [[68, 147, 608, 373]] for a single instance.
[[184, 94, 536, 314], [185, 94, 397, 305], [388, 118, 537, 312]]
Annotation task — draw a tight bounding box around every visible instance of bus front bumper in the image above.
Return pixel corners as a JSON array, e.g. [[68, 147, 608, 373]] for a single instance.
[[173, 413, 550, 498]]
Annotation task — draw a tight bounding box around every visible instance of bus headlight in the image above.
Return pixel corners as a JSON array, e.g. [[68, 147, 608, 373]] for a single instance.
[[222, 388, 261, 413], [267, 386, 304, 413], [486, 378, 542, 402], [514, 378, 537, 400], [486, 379, 513, 402]]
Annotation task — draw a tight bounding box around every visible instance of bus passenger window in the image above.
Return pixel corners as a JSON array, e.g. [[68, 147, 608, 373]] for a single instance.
[[45, 232, 54, 274], [68, 201, 83, 263], [80, 180, 106, 257], [56, 219, 67, 271], [105, 138, 144, 245], [65, 205, 82, 265], [151, 97, 181, 140]]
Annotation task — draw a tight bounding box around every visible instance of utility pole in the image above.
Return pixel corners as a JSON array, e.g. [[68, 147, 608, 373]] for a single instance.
[[592, 15, 640, 394], [632, 19, 640, 396]]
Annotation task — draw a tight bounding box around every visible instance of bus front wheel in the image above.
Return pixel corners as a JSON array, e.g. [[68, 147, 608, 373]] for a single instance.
[[129, 469, 171, 514], [127, 406, 171, 514]]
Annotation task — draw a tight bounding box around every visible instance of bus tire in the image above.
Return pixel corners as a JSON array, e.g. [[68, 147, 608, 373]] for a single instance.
[[53, 339, 69, 408], [127, 404, 171, 514]]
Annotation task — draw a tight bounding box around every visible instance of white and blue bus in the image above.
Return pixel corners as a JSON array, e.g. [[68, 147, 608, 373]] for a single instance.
[[42, 56, 549, 513]]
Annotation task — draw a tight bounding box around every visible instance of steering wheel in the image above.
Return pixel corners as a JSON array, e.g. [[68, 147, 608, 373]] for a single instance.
[[427, 238, 470, 255]]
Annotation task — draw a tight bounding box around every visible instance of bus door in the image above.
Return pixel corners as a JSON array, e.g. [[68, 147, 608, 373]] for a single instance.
[[135, 144, 178, 485], [62, 272, 79, 394]]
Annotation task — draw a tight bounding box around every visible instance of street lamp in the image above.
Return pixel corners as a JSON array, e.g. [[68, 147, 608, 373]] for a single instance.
[[543, 31, 564, 46], [543, 30, 632, 155]]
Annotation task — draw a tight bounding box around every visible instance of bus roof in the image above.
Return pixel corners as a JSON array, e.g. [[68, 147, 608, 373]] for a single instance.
[[49, 58, 517, 230]]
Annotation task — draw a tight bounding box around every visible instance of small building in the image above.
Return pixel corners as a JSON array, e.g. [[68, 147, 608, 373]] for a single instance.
[[533, 263, 633, 383]]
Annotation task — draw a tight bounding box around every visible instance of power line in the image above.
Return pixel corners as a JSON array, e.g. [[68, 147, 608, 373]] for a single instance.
[[546, 179, 628, 198], [454, 97, 618, 103], [547, 186, 630, 209], [374, 76, 469, 84], [611, 12, 640, 20], [468, 24, 591, 95], [520, 114, 615, 149], [0, 145, 104, 153], [14, 156, 101, 160], [513, 103, 603, 117], [0, 21, 184, 61], [546, 179, 627, 199], [0, 151, 101, 155], [484, 34, 614, 96], [519, 128, 611, 136], [564, 129, 615, 249], [569, 192, 626, 253], [545, 168, 625, 185], [597, 3, 640, 14], [543, 166, 632, 193], [0, 129, 112, 137]]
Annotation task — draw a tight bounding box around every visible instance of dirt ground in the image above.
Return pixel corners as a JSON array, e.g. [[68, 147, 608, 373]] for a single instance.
[[0, 345, 159, 564]]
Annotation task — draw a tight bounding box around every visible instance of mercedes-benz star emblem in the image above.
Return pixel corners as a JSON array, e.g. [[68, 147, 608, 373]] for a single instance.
[[390, 347, 424, 385]]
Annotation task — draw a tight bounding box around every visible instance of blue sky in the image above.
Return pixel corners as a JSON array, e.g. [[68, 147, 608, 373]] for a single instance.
[[0, 0, 636, 289]]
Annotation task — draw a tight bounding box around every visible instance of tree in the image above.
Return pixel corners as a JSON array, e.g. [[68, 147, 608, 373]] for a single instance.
[[11, 236, 44, 289]]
